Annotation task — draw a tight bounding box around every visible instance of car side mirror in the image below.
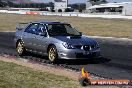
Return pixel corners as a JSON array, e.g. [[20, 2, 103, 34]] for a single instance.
[[16, 27, 23, 30], [18, 28, 23, 30], [79, 32, 82, 36]]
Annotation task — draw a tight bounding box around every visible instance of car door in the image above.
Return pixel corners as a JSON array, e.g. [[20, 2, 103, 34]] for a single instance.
[[33, 24, 48, 54], [22, 23, 39, 51]]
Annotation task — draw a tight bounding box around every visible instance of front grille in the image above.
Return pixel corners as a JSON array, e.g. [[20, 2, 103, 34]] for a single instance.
[[76, 53, 90, 58], [91, 45, 95, 48], [74, 45, 96, 50], [76, 53, 83, 58], [91, 52, 97, 57]]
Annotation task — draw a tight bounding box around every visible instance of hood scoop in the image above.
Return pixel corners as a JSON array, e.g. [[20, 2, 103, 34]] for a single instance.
[[67, 36, 81, 39]]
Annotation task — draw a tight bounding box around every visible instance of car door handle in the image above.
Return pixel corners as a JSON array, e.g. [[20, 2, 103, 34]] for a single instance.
[[33, 36, 36, 38], [23, 34, 26, 36]]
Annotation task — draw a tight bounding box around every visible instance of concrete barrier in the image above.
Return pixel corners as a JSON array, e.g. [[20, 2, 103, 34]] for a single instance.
[[0, 10, 7, 13], [1, 10, 132, 19]]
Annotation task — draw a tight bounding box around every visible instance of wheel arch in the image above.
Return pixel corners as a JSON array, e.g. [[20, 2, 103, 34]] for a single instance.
[[47, 44, 55, 53], [16, 39, 24, 48]]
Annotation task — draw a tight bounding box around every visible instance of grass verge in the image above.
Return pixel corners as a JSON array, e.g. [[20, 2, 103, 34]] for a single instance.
[[0, 60, 81, 88], [0, 13, 132, 38], [0, 56, 119, 88]]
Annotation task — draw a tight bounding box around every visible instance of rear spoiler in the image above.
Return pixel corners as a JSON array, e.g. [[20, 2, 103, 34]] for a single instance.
[[16, 23, 29, 30]]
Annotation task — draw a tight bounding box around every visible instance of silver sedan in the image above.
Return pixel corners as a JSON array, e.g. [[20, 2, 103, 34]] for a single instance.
[[14, 21, 100, 63]]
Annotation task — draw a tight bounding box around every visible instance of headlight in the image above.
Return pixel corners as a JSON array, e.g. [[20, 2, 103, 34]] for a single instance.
[[62, 43, 75, 49]]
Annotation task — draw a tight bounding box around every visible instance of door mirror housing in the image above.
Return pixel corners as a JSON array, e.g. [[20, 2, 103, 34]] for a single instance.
[[17, 28, 23, 30], [79, 32, 82, 36]]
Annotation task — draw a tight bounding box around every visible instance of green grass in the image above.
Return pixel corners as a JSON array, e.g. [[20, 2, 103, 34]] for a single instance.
[[0, 59, 123, 88], [0, 61, 82, 88], [0, 13, 132, 38]]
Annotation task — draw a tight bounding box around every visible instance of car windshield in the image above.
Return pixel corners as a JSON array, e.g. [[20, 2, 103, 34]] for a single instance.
[[47, 24, 81, 36]]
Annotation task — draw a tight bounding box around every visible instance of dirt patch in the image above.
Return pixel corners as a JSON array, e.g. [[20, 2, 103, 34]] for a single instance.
[[0, 56, 79, 80]]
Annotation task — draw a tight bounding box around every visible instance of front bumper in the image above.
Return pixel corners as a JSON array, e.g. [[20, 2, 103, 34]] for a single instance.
[[58, 48, 100, 59]]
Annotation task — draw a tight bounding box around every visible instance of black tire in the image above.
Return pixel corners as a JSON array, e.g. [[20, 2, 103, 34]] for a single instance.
[[16, 40, 26, 56], [48, 45, 58, 63], [79, 77, 91, 86], [58, 9, 62, 12]]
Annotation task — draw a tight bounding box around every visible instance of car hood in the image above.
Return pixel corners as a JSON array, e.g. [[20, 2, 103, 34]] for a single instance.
[[52, 35, 97, 45]]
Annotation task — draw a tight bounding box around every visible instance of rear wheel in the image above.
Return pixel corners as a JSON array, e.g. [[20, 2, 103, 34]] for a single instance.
[[48, 45, 58, 63], [16, 40, 26, 56]]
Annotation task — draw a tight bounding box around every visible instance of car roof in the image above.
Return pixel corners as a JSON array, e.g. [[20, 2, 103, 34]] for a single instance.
[[31, 21, 68, 25]]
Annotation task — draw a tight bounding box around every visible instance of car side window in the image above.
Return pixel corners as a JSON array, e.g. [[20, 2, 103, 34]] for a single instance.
[[35, 24, 46, 35], [25, 23, 39, 34]]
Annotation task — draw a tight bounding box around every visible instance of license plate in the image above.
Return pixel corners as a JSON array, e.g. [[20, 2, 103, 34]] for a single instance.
[[84, 52, 89, 55]]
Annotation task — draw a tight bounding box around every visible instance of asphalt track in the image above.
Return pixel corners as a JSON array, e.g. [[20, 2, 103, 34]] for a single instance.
[[0, 32, 132, 80]]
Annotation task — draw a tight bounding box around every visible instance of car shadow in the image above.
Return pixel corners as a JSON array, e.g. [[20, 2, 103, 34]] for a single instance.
[[22, 53, 111, 65], [56, 57, 111, 65]]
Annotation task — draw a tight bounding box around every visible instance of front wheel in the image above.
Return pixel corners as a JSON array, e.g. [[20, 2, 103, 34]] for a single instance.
[[48, 45, 58, 63], [16, 40, 26, 56]]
